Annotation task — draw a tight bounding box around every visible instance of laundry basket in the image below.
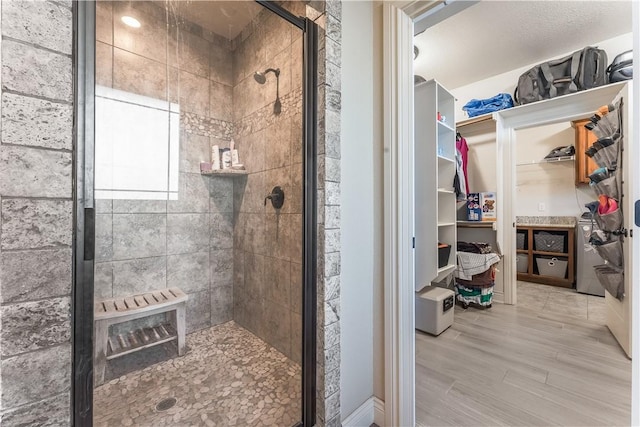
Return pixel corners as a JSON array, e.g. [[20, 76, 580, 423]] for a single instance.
[[536, 256, 568, 278], [534, 231, 565, 253]]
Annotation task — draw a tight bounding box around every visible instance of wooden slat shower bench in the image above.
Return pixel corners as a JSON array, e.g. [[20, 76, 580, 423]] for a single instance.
[[93, 288, 188, 386]]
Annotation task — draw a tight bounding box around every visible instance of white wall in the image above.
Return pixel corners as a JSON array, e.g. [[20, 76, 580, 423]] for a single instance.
[[452, 32, 633, 122], [340, 0, 377, 420], [515, 122, 594, 217]]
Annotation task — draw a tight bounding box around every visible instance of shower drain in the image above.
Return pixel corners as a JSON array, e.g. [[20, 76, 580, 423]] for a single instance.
[[155, 397, 177, 412]]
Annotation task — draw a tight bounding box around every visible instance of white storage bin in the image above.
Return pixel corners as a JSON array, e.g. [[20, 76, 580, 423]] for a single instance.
[[536, 256, 568, 278], [516, 254, 528, 273], [415, 287, 455, 336]]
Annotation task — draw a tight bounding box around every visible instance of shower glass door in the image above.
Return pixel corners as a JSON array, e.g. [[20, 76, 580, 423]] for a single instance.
[[81, 1, 313, 425]]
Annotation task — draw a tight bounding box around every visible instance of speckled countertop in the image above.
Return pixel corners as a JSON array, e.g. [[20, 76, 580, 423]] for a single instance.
[[516, 216, 577, 228]]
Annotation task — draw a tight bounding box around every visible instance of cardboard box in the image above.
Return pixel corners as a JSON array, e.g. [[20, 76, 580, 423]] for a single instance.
[[480, 192, 497, 222], [466, 193, 481, 221], [467, 192, 496, 221]]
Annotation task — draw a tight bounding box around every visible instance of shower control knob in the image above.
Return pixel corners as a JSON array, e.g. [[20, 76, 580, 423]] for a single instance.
[[264, 186, 285, 209]]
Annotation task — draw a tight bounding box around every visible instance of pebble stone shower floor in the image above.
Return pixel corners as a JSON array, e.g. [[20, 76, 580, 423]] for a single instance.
[[94, 321, 301, 426]]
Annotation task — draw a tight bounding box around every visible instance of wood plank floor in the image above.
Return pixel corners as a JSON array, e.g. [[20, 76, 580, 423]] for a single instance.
[[415, 299, 631, 426]]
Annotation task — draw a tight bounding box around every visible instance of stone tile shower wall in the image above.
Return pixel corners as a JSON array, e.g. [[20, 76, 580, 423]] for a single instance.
[[0, 1, 74, 424], [312, 2, 343, 426], [231, 7, 304, 365], [93, 1, 235, 333]]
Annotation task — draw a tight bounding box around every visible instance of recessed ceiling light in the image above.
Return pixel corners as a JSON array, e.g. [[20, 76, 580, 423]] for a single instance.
[[121, 16, 141, 28]]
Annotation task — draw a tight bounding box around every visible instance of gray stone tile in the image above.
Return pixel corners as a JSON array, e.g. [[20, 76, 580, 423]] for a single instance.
[[211, 248, 234, 288], [210, 211, 234, 250], [0, 145, 72, 198], [209, 81, 233, 122], [112, 214, 166, 260], [167, 213, 209, 255], [95, 213, 113, 262], [112, 199, 166, 214], [177, 70, 210, 116], [1, 297, 71, 357], [168, 173, 210, 213], [291, 310, 302, 364], [0, 248, 72, 303], [238, 130, 265, 174], [167, 252, 209, 294], [291, 214, 303, 262], [210, 285, 233, 326], [264, 301, 291, 357], [1, 93, 73, 150], [324, 252, 340, 278], [96, 42, 112, 88], [112, 256, 167, 298], [113, 47, 168, 101], [180, 132, 210, 174], [209, 176, 234, 213], [324, 297, 340, 326], [96, 0, 113, 44], [244, 253, 265, 300], [265, 212, 292, 261], [113, 2, 167, 63], [324, 275, 340, 301], [265, 257, 291, 308], [94, 262, 113, 301], [1, 199, 72, 250], [266, 118, 292, 170], [0, 392, 70, 427], [290, 262, 302, 315], [1, 40, 72, 102], [325, 229, 340, 253], [209, 43, 233, 86], [290, 162, 303, 215], [186, 290, 210, 333], [233, 248, 245, 289], [325, 156, 340, 183], [95, 199, 112, 214], [1, 343, 71, 408], [169, 29, 210, 79], [325, 205, 340, 229], [2, 0, 72, 54]]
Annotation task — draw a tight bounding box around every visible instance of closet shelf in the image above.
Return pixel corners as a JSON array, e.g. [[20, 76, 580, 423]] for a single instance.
[[437, 120, 455, 132], [438, 222, 456, 227], [516, 155, 574, 166], [456, 221, 496, 230], [437, 188, 455, 194], [456, 113, 494, 128], [437, 155, 455, 164]]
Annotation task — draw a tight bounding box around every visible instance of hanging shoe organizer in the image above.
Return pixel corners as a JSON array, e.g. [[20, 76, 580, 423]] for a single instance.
[[584, 101, 626, 299]]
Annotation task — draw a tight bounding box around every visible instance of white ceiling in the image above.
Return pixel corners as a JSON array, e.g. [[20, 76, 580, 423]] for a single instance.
[[414, 0, 633, 90], [170, 1, 262, 40]]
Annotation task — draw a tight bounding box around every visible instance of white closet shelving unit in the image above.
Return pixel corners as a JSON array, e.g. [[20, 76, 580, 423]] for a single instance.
[[415, 79, 457, 291]]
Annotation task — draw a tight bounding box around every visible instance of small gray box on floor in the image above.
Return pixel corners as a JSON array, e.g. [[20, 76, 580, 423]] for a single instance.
[[415, 286, 455, 336]]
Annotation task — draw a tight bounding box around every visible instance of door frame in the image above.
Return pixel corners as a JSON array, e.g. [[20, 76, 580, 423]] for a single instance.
[[72, 2, 319, 425], [383, 2, 640, 426]]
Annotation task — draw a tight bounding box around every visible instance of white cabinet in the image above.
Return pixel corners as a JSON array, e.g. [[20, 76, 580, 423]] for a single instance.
[[414, 80, 457, 292]]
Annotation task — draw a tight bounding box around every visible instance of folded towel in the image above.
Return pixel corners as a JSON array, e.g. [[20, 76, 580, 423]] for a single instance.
[[455, 252, 501, 280]]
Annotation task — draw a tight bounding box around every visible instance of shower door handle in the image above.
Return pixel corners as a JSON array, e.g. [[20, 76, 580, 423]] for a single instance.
[[84, 207, 95, 261]]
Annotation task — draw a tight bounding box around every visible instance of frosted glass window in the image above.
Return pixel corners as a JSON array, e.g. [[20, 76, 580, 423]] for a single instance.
[[95, 86, 179, 200]]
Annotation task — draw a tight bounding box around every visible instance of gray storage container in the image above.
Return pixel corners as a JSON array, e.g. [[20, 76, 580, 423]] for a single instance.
[[536, 256, 568, 278], [516, 232, 526, 250], [516, 254, 528, 273], [534, 231, 565, 253]]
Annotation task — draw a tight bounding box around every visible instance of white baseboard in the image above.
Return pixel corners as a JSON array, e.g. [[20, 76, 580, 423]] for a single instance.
[[373, 397, 385, 426], [342, 397, 385, 427]]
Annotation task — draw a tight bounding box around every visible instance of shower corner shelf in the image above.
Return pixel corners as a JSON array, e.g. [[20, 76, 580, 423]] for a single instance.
[[201, 169, 249, 177]]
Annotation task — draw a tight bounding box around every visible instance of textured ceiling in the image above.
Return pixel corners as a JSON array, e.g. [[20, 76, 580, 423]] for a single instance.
[[170, 1, 262, 40], [414, 1, 633, 89]]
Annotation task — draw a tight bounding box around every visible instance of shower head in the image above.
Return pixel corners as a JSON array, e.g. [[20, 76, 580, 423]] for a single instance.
[[253, 68, 280, 84], [253, 68, 282, 115]]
